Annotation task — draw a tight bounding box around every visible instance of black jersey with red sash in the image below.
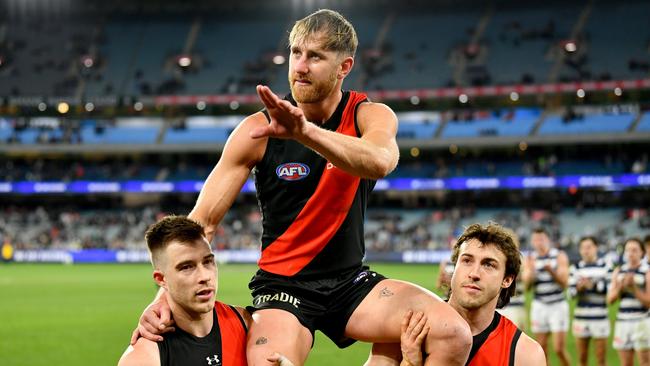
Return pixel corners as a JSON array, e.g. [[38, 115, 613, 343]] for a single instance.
[[158, 301, 247, 366], [254, 90, 374, 277], [466, 312, 522, 366]]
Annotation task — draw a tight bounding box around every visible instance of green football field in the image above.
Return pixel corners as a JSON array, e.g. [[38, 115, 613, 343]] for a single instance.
[[0, 262, 619, 365]]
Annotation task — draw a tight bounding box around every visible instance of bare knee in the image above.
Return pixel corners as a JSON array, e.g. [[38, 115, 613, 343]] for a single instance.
[[424, 310, 472, 365]]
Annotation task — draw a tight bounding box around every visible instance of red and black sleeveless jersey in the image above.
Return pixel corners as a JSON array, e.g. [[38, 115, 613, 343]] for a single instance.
[[254, 90, 375, 277], [158, 301, 247, 366], [466, 312, 522, 366]]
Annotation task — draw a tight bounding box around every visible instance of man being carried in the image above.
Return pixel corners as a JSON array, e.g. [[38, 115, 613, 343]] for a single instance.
[[133, 9, 471, 366]]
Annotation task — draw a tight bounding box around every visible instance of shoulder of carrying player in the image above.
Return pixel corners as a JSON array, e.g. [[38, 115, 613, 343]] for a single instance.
[[513, 332, 546, 366], [118, 337, 160, 366], [234, 305, 253, 330]]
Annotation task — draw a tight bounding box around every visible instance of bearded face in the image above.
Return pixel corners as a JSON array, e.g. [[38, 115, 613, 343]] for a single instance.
[[287, 34, 342, 104], [289, 66, 338, 103]]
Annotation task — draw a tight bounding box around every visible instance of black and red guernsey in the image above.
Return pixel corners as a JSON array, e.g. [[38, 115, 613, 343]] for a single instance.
[[254, 90, 375, 277], [157, 301, 247, 366]]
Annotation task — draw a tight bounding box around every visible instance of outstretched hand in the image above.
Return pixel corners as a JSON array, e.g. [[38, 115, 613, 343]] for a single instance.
[[130, 295, 175, 344], [250, 85, 309, 140]]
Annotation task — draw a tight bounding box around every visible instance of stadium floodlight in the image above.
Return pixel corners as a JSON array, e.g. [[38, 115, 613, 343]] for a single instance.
[[564, 41, 577, 53], [82, 56, 94, 68], [509, 92, 519, 102], [178, 55, 192, 68], [273, 55, 286, 65], [57, 102, 69, 114]]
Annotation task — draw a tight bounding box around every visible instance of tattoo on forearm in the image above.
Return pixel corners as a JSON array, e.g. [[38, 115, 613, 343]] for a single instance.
[[255, 337, 268, 345], [379, 287, 394, 298]]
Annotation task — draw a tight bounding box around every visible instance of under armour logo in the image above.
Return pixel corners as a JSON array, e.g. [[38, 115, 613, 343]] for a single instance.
[[206, 355, 220, 365]]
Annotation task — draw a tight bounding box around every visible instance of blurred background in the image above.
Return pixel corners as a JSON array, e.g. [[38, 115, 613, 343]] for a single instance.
[[0, 0, 649, 365]]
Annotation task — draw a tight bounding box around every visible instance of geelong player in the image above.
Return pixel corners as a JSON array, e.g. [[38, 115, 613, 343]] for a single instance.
[[568, 236, 611, 366], [522, 227, 571, 366], [608, 238, 650, 366]]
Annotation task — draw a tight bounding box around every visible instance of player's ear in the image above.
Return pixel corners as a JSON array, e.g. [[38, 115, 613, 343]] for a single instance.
[[338, 55, 353, 79], [501, 274, 514, 289], [153, 270, 167, 289]]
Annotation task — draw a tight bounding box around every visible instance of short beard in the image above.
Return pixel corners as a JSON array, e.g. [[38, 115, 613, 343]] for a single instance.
[[289, 69, 338, 103]]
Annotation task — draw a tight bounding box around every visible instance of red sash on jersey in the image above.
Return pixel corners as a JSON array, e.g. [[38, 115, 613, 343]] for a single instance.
[[467, 313, 521, 366], [258, 91, 368, 276], [215, 301, 248, 366]]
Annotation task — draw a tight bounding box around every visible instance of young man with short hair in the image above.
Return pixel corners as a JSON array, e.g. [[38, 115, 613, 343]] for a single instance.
[[379, 223, 545, 366], [119, 216, 291, 366]]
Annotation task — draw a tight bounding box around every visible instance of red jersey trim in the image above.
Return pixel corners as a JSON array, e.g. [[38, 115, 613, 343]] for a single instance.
[[258, 91, 368, 276], [214, 301, 247, 366], [466, 312, 520, 366]]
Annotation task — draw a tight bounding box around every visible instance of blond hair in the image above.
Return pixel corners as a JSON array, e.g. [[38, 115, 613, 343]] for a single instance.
[[289, 9, 358, 57]]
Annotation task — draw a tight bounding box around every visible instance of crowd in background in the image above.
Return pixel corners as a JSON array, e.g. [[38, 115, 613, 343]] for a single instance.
[[2, 204, 648, 264]]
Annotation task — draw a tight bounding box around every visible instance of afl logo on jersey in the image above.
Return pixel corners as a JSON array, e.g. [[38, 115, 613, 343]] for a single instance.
[[276, 162, 310, 181]]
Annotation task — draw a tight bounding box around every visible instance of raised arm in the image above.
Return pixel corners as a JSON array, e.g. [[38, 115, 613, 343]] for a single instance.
[[189, 113, 268, 242], [251, 85, 399, 180], [297, 101, 399, 179]]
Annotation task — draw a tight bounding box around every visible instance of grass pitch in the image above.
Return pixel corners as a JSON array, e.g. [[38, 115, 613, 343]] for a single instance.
[[0, 263, 618, 365]]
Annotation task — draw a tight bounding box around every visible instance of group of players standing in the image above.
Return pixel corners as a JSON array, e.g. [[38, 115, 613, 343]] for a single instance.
[[439, 230, 650, 366]]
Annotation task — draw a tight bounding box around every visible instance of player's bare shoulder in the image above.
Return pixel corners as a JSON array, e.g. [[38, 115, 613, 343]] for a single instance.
[[356, 102, 398, 129], [514, 332, 546, 366], [222, 111, 269, 166], [230, 111, 270, 141], [118, 337, 160, 366]]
